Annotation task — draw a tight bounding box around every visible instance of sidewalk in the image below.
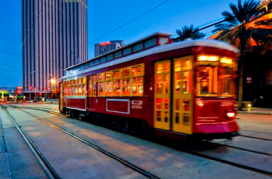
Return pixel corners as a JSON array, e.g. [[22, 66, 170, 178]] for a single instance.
[[238, 108, 272, 115]]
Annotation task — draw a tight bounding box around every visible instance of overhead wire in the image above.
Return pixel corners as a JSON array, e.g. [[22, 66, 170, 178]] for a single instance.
[[89, 0, 170, 44]]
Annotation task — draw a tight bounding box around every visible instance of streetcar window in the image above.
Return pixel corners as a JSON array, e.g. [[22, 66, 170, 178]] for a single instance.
[[94, 59, 100, 65], [114, 51, 121, 58], [156, 75, 163, 94], [105, 81, 112, 96], [100, 57, 106, 63], [107, 54, 113, 61], [132, 65, 142, 76], [113, 70, 120, 79], [183, 59, 192, 71], [156, 64, 163, 74], [93, 76, 97, 97], [183, 99, 190, 111], [132, 77, 143, 95], [144, 38, 156, 48], [105, 72, 112, 80], [165, 62, 170, 73], [159, 37, 169, 46], [197, 66, 218, 95], [156, 98, 162, 109], [75, 85, 79, 95], [175, 61, 182, 72], [122, 68, 130, 78], [78, 85, 82, 95], [174, 72, 181, 93], [220, 66, 235, 96], [84, 63, 88, 68], [133, 43, 143, 52], [123, 48, 132, 56], [88, 76, 92, 97], [182, 71, 192, 94], [165, 74, 170, 94], [82, 84, 86, 96], [68, 87, 71, 96], [113, 80, 121, 96], [98, 82, 104, 96], [122, 79, 131, 95], [97, 73, 104, 81], [89, 61, 94, 67]]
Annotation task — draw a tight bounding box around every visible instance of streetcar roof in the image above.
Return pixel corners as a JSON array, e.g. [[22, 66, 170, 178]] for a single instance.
[[60, 39, 239, 80]]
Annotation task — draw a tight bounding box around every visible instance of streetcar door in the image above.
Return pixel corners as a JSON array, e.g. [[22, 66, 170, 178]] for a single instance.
[[60, 82, 63, 110], [172, 56, 193, 134], [154, 60, 171, 130]]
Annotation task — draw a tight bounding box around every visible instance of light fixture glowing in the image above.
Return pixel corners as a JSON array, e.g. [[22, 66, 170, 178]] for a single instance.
[[51, 79, 56, 84], [198, 56, 219, 62], [198, 56, 208, 61], [227, 112, 235, 118], [221, 57, 233, 64]]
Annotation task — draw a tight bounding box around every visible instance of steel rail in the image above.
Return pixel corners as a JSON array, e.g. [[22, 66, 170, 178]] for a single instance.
[[1, 105, 60, 179], [239, 134, 272, 142], [12, 106, 160, 179], [13, 106, 272, 177]]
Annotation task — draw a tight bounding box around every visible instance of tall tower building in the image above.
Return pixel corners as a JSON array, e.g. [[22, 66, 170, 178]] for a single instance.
[[95, 40, 125, 57], [22, 0, 88, 96]]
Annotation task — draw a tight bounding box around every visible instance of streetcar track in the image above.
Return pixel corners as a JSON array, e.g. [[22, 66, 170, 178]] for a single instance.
[[208, 140, 272, 157], [239, 134, 272, 142], [240, 129, 272, 136], [9, 106, 160, 179], [11, 105, 272, 177], [1, 105, 60, 179]]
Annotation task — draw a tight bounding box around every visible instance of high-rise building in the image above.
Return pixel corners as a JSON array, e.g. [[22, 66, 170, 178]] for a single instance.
[[95, 40, 125, 57], [22, 0, 88, 97]]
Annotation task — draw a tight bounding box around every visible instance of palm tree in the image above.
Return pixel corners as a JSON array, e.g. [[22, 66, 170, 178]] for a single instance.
[[213, 0, 272, 110], [173, 25, 205, 42]]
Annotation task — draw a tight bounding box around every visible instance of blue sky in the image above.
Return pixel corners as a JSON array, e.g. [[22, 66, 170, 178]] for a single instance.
[[0, 0, 239, 87]]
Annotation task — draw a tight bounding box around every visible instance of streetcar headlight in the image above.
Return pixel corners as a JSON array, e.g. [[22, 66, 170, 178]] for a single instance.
[[226, 112, 235, 118]]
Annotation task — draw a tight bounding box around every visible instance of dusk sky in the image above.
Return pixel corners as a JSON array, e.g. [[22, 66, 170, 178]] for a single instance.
[[0, 0, 239, 87]]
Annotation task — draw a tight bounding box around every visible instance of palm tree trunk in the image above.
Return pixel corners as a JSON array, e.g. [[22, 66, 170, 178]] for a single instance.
[[238, 58, 244, 110], [238, 35, 246, 111]]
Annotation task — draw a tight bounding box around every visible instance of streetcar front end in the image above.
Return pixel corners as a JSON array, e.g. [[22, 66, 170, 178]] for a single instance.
[[194, 55, 239, 139]]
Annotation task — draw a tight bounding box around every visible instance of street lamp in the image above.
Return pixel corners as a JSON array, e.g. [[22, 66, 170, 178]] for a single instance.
[[51, 78, 56, 99]]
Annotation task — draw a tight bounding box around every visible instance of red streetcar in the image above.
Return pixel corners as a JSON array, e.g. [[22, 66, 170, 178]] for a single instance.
[[59, 33, 239, 139]]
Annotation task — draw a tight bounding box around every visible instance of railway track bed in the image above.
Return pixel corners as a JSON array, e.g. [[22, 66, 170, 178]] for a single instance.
[[3, 105, 272, 178]]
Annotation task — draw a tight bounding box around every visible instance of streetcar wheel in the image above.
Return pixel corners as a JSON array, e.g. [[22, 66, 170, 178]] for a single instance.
[[139, 123, 150, 139], [115, 119, 123, 131]]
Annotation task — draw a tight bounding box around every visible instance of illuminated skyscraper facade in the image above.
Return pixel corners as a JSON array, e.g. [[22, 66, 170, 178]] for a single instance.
[[22, 0, 88, 96]]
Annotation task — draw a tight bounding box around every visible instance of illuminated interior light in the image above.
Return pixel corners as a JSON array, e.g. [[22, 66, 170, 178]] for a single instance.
[[220, 57, 233, 64], [227, 112, 235, 118], [198, 56, 209, 61], [209, 56, 219, 61]]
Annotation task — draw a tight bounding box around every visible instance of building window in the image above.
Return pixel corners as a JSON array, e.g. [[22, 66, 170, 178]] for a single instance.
[[133, 43, 143, 52], [145, 38, 157, 48], [123, 48, 132, 56]]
